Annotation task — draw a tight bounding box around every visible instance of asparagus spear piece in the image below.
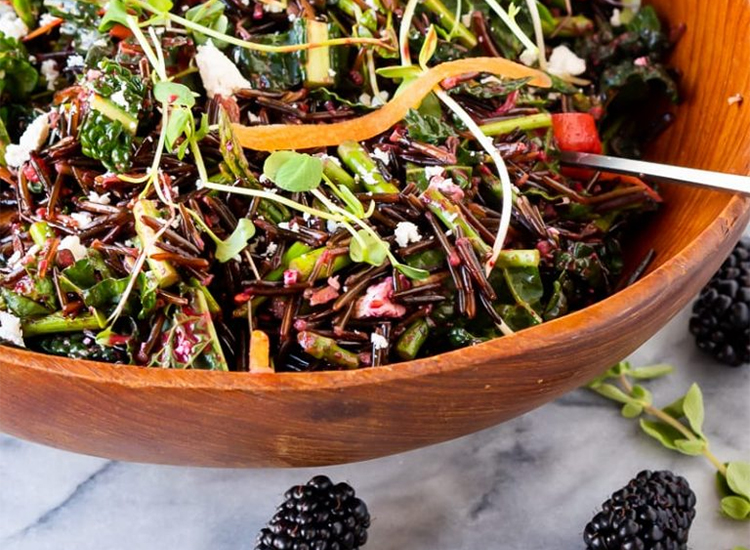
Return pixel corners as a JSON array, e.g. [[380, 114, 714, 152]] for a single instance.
[[133, 200, 180, 289], [480, 113, 552, 137], [22, 312, 104, 337], [421, 186, 491, 258], [396, 318, 430, 361], [337, 140, 399, 194], [297, 331, 360, 369], [288, 247, 352, 281], [29, 221, 55, 247], [322, 156, 360, 192]]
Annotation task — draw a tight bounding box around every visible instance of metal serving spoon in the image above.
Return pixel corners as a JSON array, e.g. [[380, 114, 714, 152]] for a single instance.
[[559, 151, 750, 195]]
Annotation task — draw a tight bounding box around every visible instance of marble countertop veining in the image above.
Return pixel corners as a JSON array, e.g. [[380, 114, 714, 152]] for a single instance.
[[1, 293, 749, 549]]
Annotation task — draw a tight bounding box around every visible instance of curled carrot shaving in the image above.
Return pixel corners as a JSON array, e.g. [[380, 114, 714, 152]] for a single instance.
[[232, 57, 552, 152], [22, 17, 63, 42]]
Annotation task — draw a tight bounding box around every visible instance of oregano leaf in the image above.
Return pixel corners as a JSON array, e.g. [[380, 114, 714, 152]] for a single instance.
[[682, 383, 705, 437], [674, 438, 706, 456], [592, 383, 635, 405], [720, 496, 750, 520], [631, 384, 652, 405], [661, 395, 685, 419], [639, 419, 681, 451], [264, 151, 323, 192], [628, 364, 674, 380], [621, 402, 643, 418], [726, 461, 750, 501]]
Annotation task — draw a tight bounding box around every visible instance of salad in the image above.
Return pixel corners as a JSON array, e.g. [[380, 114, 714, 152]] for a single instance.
[[0, 0, 679, 371]]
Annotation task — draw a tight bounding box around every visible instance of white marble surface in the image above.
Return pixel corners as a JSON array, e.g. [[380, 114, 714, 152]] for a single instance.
[[1, 289, 749, 549]]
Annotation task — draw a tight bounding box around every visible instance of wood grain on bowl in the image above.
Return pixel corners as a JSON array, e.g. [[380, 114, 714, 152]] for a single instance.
[[1, 0, 749, 467]]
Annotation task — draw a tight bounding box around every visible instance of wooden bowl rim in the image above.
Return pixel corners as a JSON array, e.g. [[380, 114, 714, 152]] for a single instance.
[[4, 194, 749, 391]]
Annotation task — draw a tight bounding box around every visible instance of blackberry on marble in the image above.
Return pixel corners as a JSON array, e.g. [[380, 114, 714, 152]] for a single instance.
[[255, 475, 370, 550], [689, 237, 750, 367], [583, 470, 696, 550]]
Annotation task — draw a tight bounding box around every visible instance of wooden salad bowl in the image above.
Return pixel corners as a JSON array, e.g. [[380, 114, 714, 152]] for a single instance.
[[1, 0, 749, 467]]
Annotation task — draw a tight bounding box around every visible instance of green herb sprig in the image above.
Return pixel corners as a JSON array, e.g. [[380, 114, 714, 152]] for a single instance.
[[588, 361, 750, 521]]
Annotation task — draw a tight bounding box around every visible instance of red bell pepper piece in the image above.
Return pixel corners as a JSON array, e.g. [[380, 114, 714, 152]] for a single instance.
[[551, 113, 603, 154]]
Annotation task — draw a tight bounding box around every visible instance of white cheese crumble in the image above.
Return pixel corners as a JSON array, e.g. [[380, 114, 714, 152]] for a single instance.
[[327, 68, 337, 78], [370, 332, 388, 350], [58, 235, 87, 261], [371, 90, 390, 107], [262, 0, 285, 13], [38, 13, 61, 27], [110, 89, 128, 109], [358, 93, 372, 106], [327, 220, 346, 233], [70, 211, 93, 228], [87, 190, 111, 205], [263, 242, 278, 257], [519, 48, 539, 67], [0, 3, 28, 40], [461, 13, 472, 27], [371, 147, 390, 166], [4, 112, 50, 168], [66, 54, 85, 69], [610, 8, 622, 27], [424, 165, 445, 179], [393, 221, 422, 248], [548, 45, 587, 77], [194, 41, 251, 98], [40, 59, 59, 91], [0, 311, 25, 348]]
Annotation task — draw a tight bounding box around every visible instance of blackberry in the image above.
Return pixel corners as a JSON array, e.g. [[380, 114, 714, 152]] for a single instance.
[[255, 475, 370, 550], [689, 237, 750, 366], [584, 470, 696, 550]]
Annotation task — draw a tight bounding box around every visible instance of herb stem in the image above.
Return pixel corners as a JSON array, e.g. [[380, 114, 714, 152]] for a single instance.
[[617, 374, 729, 477]]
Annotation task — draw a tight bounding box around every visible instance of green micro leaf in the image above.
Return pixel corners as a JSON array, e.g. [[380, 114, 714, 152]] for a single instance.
[[146, 0, 173, 13], [165, 107, 193, 151], [375, 65, 422, 80], [395, 263, 431, 281], [720, 496, 750, 520], [418, 25, 438, 69], [661, 395, 686, 419], [263, 151, 323, 192], [726, 462, 750, 501], [682, 383, 705, 438], [154, 81, 196, 107], [349, 229, 389, 267], [639, 419, 682, 451], [99, 0, 129, 31], [674, 438, 706, 456], [214, 218, 256, 263], [628, 364, 674, 380]]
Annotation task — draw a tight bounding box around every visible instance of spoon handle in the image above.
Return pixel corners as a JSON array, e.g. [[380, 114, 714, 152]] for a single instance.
[[559, 151, 750, 195]]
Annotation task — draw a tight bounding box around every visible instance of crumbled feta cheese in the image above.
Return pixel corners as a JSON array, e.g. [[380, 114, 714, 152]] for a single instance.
[[87, 190, 111, 205], [358, 93, 372, 106], [728, 93, 744, 106], [66, 55, 85, 69], [38, 13, 61, 27], [70, 211, 93, 228], [194, 41, 251, 98], [4, 112, 50, 168], [110, 89, 128, 109], [371, 147, 390, 166], [278, 221, 300, 233], [263, 242, 278, 257], [0, 311, 25, 348], [76, 29, 101, 50], [394, 221, 422, 248], [424, 165, 445, 179], [361, 171, 378, 186], [327, 68, 336, 78], [327, 220, 346, 233], [40, 59, 59, 91], [519, 48, 539, 67], [318, 153, 341, 166], [610, 8, 622, 27], [261, 0, 285, 13], [247, 111, 262, 123], [58, 235, 87, 261], [371, 90, 389, 107], [547, 45, 587, 77], [370, 332, 388, 350], [461, 13, 472, 27], [0, 4, 28, 39]]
